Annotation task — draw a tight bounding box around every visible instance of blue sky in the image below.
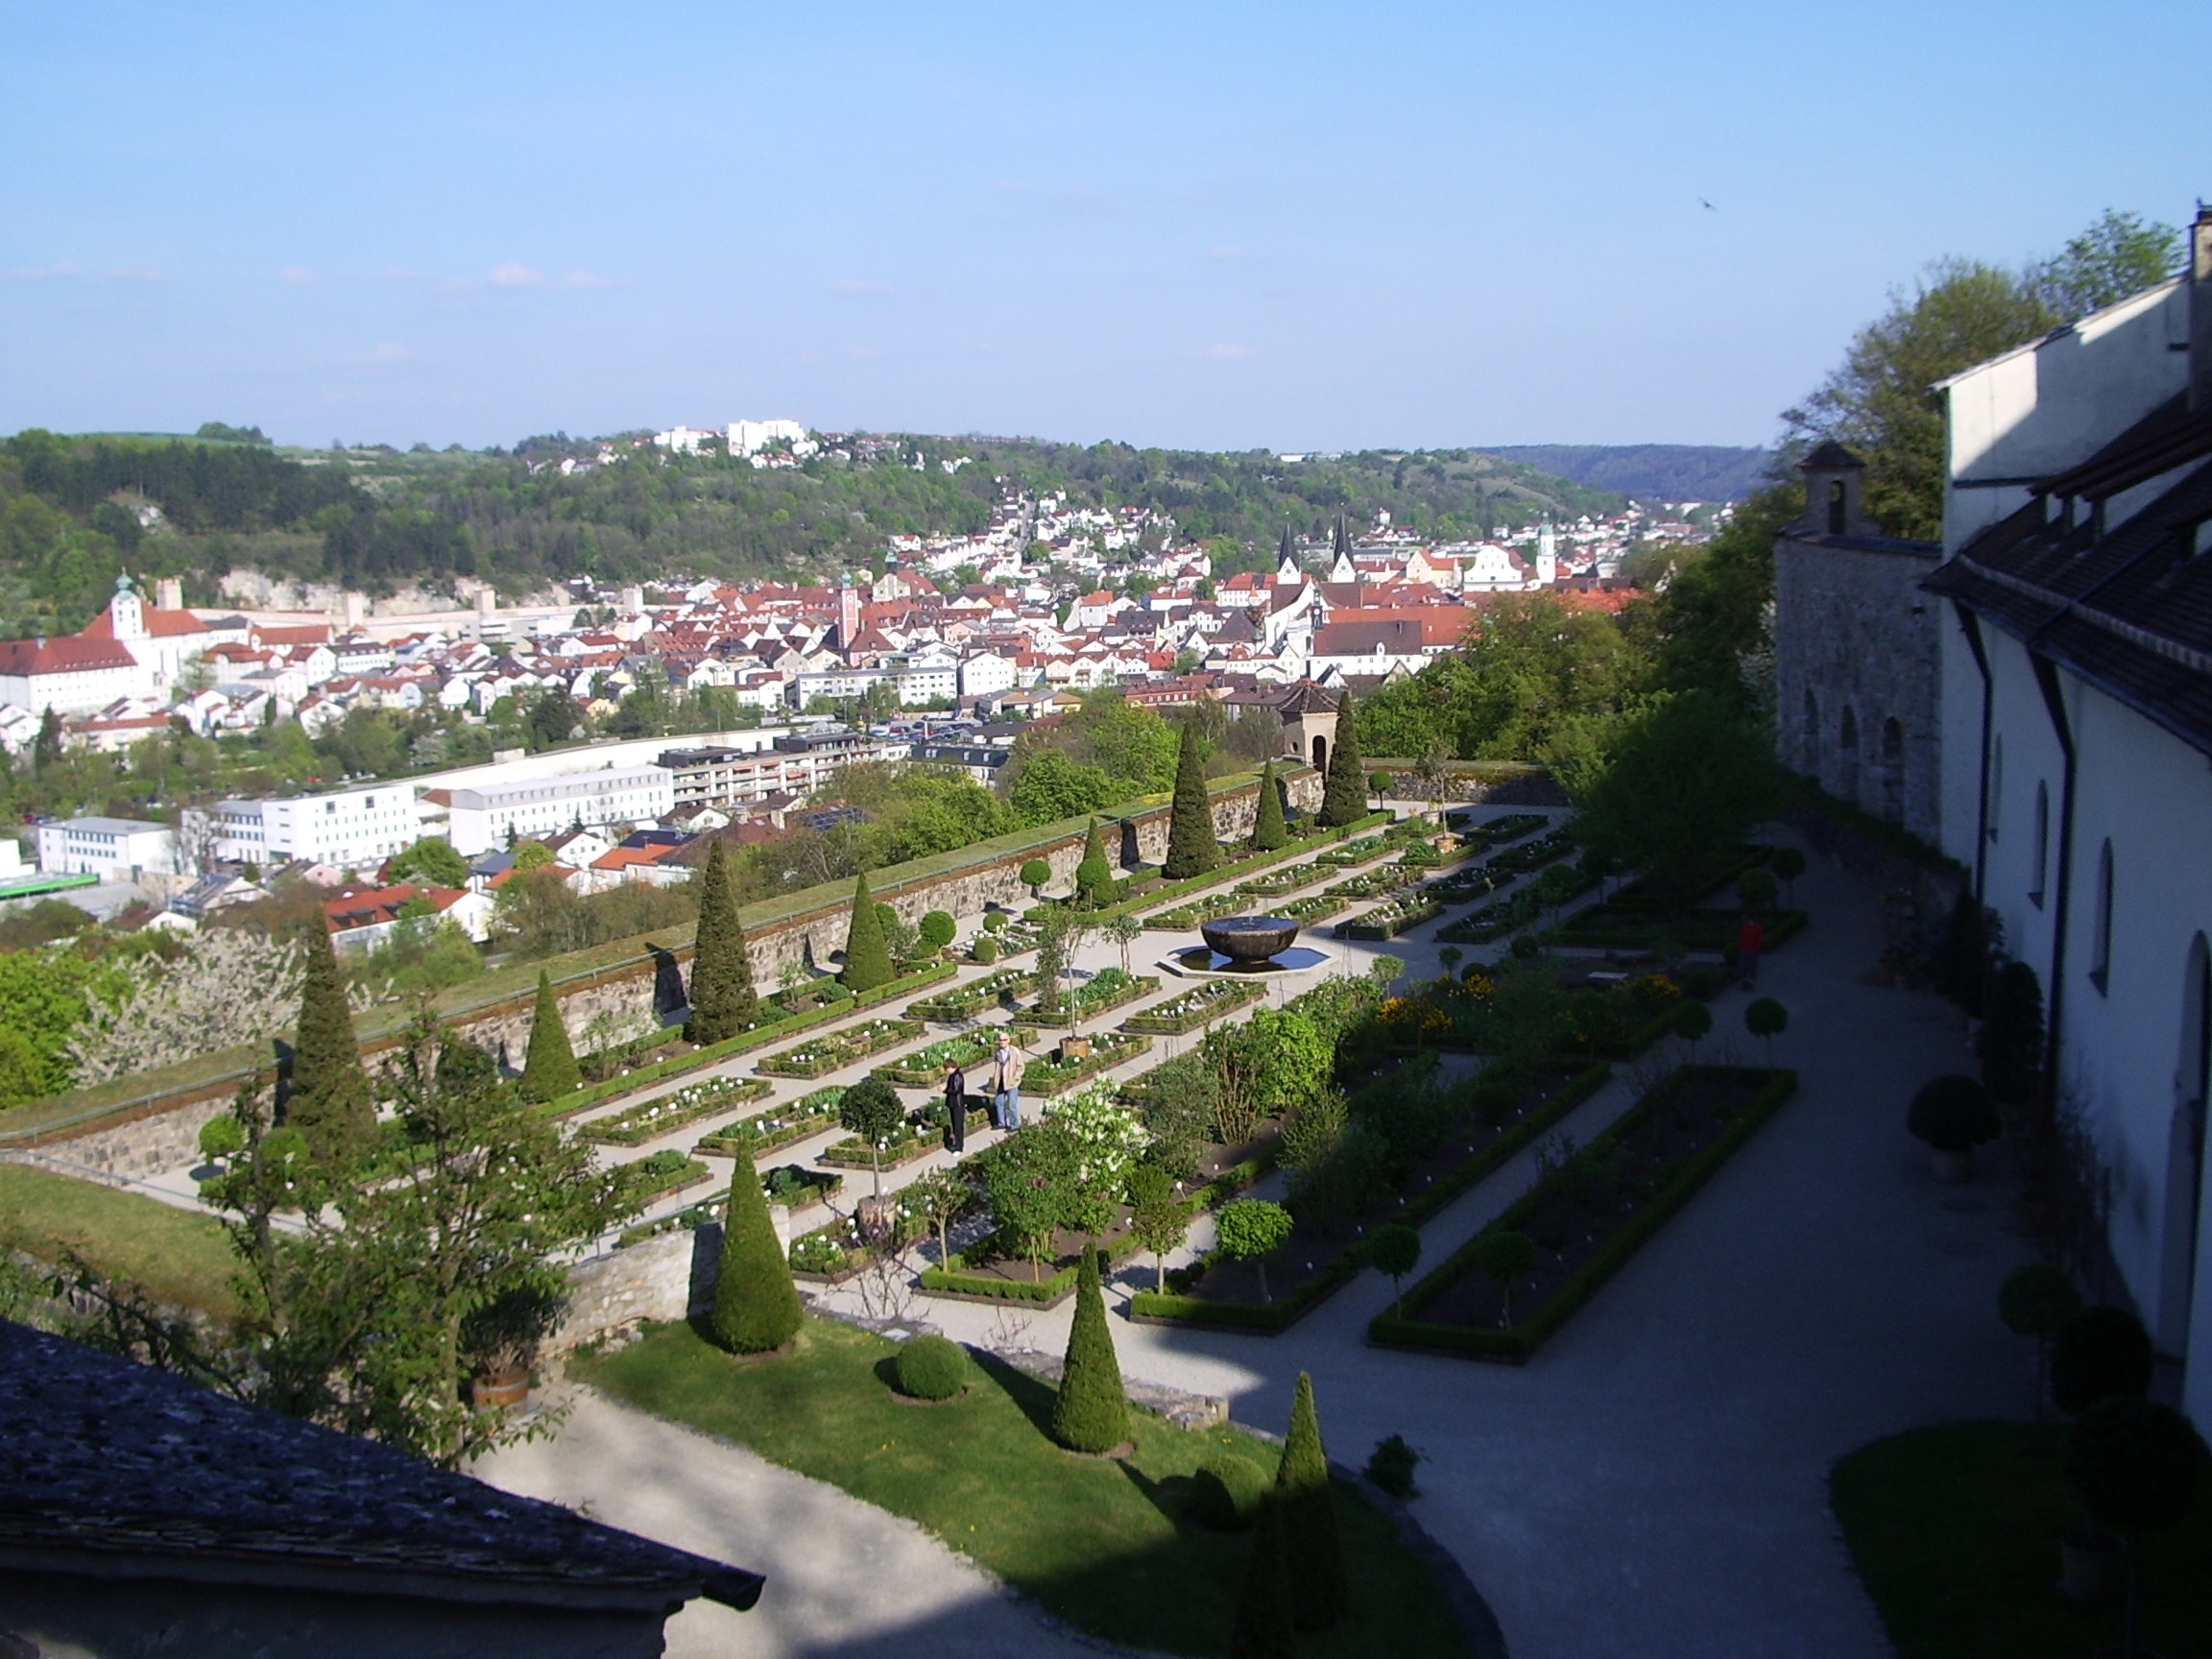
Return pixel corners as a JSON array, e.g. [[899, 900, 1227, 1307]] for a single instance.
[[3, 0, 2204, 454]]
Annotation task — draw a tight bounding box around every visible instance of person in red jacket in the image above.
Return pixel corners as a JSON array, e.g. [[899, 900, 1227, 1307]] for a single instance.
[[1738, 916, 1766, 990]]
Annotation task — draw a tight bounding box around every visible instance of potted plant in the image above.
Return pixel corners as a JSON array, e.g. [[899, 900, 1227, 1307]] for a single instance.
[[2062, 1395, 2202, 1633], [1907, 1073, 2001, 1181], [462, 1283, 564, 1413]]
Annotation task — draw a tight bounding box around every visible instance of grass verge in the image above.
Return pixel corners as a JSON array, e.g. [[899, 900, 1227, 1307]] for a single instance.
[[1830, 1421, 2212, 1659], [0, 1163, 240, 1317], [573, 1316, 1468, 1658]]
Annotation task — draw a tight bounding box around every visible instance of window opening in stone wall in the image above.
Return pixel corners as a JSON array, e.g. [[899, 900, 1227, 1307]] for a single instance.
[[1827, 479, 1846, 535], [1838, 707, 1860, 804], [2031, 781, 2049, 908], [2089, 839, 2114, 995]]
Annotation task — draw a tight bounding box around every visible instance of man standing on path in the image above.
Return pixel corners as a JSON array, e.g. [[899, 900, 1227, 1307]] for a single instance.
[[988, 1031, 1026, 1132], [1738, 914, 1766, 990], [942, 1054, 969, 1154]]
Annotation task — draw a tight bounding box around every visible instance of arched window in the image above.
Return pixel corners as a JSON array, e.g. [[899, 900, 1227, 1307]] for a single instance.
[[1311, 734, 1327, 773], [1827, 478, 1847, 535], [2089, 839, 2114, 995], [2030, 781, 2050, 908]]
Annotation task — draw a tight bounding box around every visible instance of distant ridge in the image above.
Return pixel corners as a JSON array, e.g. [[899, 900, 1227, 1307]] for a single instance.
[[1476, 445, 1772, 502]]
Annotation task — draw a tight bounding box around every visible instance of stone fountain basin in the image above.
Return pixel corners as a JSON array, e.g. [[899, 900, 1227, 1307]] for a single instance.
[[1199, 916, 1300, 963]]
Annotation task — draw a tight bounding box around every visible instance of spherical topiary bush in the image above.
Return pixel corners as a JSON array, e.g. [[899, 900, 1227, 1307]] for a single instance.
[[893, 1334, 969, 1401], [972, 935, 1000, 964], [1189, 1455, 1266, 1531], [2052, 1306, 2154, 1418], [1908, 1074, 2003, 1152], [983, 909, 1008, 933]]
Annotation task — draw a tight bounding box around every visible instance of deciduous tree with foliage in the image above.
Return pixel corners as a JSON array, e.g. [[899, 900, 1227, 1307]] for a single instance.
[[685, 840, 758, 1042], [386, 836, 469, 888], [517, 971, 580, 1103], [838, 870, 894, 993], [1126, 1161, 1188, 1292], [1163, 715, 1219, 879], [836, 1076, 906, 1201], [1215, 1198, 1293, 1302]]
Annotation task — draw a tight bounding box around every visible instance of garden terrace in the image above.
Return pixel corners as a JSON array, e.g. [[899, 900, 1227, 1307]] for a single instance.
[[818, 1103, 991, 1171], [580, 1076, 771, 1146], [1131, 1060, 1609, 1334], [570, 1317, 1469, 1658], [1370, 1064, 1796, 1360], [1123, 978, 1264, 1035], [1021, 1030, 1152, 1095], [1013, 969, 1158, 1028], [692, 1087, 846, 1158], [907, 968, 1032, 1022], [0, 1162, 241, 1318], [755, 1017, 925, 1078], [1030, 810, 1393, 930], [871, 1030, 1006, 1088]]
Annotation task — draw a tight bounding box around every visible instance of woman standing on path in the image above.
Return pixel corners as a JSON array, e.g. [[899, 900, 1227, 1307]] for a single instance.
[[942, 1055, 969, 1153]]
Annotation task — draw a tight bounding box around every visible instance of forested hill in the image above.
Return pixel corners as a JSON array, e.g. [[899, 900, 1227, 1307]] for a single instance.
[[1476, 445, 1772, 502], [0, 426, 1625, 632]]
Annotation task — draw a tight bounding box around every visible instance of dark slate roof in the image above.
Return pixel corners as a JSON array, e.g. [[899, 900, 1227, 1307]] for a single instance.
[[1273, 681, 1339, 715], [1781, 530, 1941, 560], [0, 1321, 763, 1614], [1925, 408, 2212, 758]]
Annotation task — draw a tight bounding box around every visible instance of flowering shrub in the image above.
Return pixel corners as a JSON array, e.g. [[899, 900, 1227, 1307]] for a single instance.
[[1049, 1080, 1149, 1197], [67, 928, 305, 1086], [1627, 974, 1683, 1013]]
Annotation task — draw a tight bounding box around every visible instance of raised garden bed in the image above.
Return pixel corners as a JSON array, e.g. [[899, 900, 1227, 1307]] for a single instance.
[[907, 968, 1030, 1022], [1601, 844, 1774, 911], [1020, 1030, 1152, 1095], [1325, 867, 1417, 902], [1315, 833, 1394, 868], [1461, 812, 1547, 847], [622, 1162, 847, 1247], [1337, 896, 1444, 940], [871, 1030, 1009, 1088], [1122, 977, 1264, 1034], [756, 1017, 926, 1078], [918, 1129, 1279, 1305], [1142, 892, 1248, 931], [581, 1075, 772, 1146], [1436, 869, 1602, 944], [618, 1148, 714, 1208], [1278, 892, 1348, 925], [1369, 1064, 1796, 1360], [691, 1087, 845, 1158], [1550, 904, 1807, 954], [1012, 969, 1158, 1027], [1128, 1062, 1610, 1334], [1234, 861, 1325, 899]]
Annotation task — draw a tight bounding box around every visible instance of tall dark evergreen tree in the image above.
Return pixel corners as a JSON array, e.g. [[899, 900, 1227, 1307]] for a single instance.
[[518, 971, 581, 1103], [1250, 759, 1288, 851], [1162, 715, 1219, 880], [33, 709, 62, 772], [1231, 1500, 1299, 1659], [1318, 692, 1366, 828], [685, 840, 758, 1043], [1051, 1247, 1130, 1454], [287, 922, 373, 1166], [708, 1138, 804, 1354], [840, 869, 895, 993], [1073, 818, 1114, 909], [1274, 1370, 1348, 1630]]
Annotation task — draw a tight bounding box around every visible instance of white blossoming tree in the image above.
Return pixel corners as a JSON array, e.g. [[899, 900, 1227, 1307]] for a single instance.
[[1047, 1080, 1149, 1236], [68, 929, 308, 1085]]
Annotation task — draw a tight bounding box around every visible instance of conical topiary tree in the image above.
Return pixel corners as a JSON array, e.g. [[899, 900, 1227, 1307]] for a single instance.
[[1050, 1246, 1130, 1454], [1163, 714, 1219, 880], [287, 920, 373, 1166], [686, 840, 758, 1044], [1074, 818, 1114, 909], [518, 971, 581, 1103], [1318, 692, 1365, 828], [840, 870, 895, 993], [709, 1138, 804, 1354], [1274, 1370, 1348, 1630], [1231, 1498, 1298, 1659], [1250, 758, 1288, 851]]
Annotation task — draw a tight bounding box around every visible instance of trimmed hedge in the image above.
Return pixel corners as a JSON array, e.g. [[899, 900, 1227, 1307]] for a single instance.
[[1012, 974, 1159, 1028], [1128, 1062, 1610, 1334], [1368, 1065, 1797, 1360], [755, 1017, 926, 1078], [582, 1076, 771, 1145], [1021, 1030, 1153, 1096], [1030, 811, 1392, 930], [1549, 907, 1808, 953], [541, 962, 955, 1117], [1123, 978, 1264, 1034]]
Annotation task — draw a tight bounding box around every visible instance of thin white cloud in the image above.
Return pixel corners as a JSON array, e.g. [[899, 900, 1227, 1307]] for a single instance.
[[108, 268, 170, 283], [559, 269, 613, 289], [278, 266, 315, 284], [489, 262, 545, 288], [1202, 343, 1257, 360], [0, 263, 81, 280]]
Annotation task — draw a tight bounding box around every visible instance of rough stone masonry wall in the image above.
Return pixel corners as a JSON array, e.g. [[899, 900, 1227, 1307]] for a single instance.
[[1773, 533, 1943, 847]]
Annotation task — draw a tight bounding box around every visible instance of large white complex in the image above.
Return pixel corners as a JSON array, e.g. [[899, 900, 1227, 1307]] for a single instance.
[[36, 816, 180, 878], [192, 784, 428, 873], [437, 765, 675, 855]]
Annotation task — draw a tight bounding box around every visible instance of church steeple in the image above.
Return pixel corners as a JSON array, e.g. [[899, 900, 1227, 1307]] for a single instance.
[[1276, 526, 1300, 585]]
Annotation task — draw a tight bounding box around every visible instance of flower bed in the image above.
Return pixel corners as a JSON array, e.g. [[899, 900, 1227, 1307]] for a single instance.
[[1601, 845, 1774, 911], [625, 1163, 847, 1247], [1234, 862, 1324, 899], [1142, 892, 1249, 931], [1122, 977, 1264, 1034], [1369, 1065, 1796, 1360], [1128, 1062, 1610, 1334], [617, 1148, 714, 1208], [871, 1030, 1005, 1088], [908, 968, 1030, 1022], [818, 1104, 991, 1169], [1436, 869, 1602, 944], [1314, 833, 1393, 868], [789, 1208, 924, 1280], [691, 1087, 846, 1158], [581, 1076, 772, 1146], [541, 961, 957, 1118], [1278, 892, 1348, 925], [755, 1017, 926, 1078], [1549, 905, 1807, 953], [1325, 867, 1417, 901], [1019, 1029, 1152, 1095], [1423, 863, 1510, 905], [1013, 969, 1158, 1027], [1460, 812, 1547, 847], [1484, 827, 1578, 876], [1336, 896, 1444, 941]]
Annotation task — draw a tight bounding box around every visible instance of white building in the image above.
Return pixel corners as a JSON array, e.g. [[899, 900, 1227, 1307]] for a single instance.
[[958, 652, 1019, 698], [440, 765, 675, 855], [0, 636, 149, 715], [192, 784, 428, 873], [891, 653, 959, 706], [725, 419, 812, 458], [1911, 208, 2212, 1429], [36, 816, 180, 878]]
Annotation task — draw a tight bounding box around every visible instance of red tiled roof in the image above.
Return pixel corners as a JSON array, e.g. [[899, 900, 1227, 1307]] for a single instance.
[[0, 637, 138, 676]]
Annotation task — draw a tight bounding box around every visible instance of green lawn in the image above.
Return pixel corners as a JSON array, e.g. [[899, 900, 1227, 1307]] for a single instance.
[[1832, 1421, 2212, 1659], [574, 1317, 1467, 1659], [0, 1163, 241, 1318]]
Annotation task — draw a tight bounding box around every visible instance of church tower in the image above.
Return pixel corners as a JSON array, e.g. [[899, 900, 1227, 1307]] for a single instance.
[[109, 574, 145, 640], [1534, 519, 1557, 588]]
